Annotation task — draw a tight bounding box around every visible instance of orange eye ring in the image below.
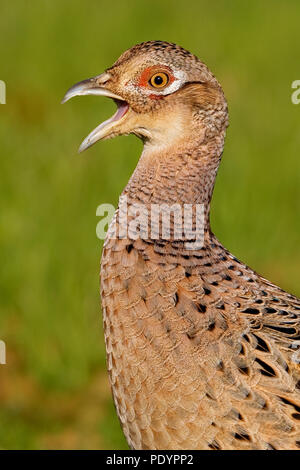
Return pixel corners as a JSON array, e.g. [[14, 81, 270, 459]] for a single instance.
[[149, 72, 169, 88]]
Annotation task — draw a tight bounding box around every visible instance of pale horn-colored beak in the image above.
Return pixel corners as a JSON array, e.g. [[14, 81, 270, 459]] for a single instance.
[[62, 73, 129, 152]]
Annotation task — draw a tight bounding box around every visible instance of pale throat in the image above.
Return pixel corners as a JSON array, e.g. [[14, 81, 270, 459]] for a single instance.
[[124, 123, 226, 215]]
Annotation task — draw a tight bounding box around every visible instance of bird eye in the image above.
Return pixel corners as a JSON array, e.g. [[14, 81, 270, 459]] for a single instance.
[[149, 72, 169, 88]]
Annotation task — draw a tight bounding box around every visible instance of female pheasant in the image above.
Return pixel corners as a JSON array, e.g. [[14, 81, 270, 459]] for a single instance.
[[63, 41, 300, 450]]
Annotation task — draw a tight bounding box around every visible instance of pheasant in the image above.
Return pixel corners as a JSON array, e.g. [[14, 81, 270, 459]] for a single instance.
[[63, 41, 300, 450]]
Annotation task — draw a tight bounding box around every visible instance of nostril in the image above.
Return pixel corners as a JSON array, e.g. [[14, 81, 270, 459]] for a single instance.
[[96, 72, 111, 85]]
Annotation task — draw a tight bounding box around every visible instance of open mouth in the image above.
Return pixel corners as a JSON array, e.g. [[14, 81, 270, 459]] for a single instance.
[[111, 99, 130, 122], [62, 76, 129, 152], [78, 98, 129, 153]]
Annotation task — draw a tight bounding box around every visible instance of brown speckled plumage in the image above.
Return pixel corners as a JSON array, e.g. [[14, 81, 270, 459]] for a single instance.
[[66, 41, 300, 450]]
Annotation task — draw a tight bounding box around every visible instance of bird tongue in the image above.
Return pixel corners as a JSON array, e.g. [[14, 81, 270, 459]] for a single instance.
[[112, 100, 129, 122]]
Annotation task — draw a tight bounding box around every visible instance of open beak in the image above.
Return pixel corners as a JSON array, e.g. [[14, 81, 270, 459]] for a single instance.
[[62, 74, 129, 152]]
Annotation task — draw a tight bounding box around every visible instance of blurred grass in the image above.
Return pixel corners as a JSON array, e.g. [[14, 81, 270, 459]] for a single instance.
[[0, 0, 299, 449]]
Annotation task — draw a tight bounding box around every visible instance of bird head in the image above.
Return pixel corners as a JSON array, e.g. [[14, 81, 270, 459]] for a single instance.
[[62, 41, 228, 153]]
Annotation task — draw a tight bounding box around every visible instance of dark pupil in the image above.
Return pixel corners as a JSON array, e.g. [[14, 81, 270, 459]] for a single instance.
[[154, 75, 163, 85]]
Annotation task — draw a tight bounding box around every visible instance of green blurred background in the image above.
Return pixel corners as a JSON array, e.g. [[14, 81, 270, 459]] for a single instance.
[[0, 0, 299, 449]]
